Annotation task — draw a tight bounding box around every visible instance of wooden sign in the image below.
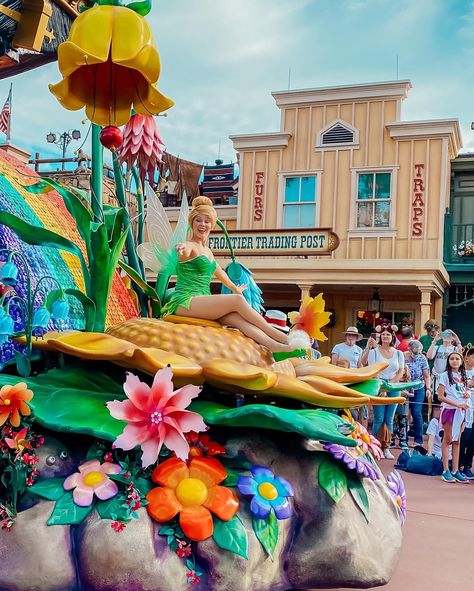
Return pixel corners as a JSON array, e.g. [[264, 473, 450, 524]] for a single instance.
[[209, 228, 339, 256]]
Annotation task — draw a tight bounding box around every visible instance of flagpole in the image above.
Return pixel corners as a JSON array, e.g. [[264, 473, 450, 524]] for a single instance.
[[6, 83, 12, 144]]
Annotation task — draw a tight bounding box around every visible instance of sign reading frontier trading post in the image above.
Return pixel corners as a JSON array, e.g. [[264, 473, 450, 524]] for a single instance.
[[208, 229, 339, 257]]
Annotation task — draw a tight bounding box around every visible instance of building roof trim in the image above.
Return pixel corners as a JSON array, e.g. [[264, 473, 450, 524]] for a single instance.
[[272, 80, 412, 108], [386, 119, 463, 156], [229, 132, 291, 151]]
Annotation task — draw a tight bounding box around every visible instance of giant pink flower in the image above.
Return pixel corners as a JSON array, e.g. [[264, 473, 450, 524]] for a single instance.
[[119, 113, 164, 186], [63, 459, 121, 507], [106, 367, 207, 468]]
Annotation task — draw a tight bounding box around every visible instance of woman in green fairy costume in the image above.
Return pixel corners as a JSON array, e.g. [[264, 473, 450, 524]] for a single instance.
[[162, 197, 307, 355]]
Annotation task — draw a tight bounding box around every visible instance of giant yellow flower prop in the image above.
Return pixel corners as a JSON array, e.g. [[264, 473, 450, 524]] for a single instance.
[[49, 3, 174, 126], [288, 294, 331, 341]]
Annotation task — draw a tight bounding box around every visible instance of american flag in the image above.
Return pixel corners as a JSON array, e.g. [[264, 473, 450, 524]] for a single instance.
[[0, 87, 11, 138]]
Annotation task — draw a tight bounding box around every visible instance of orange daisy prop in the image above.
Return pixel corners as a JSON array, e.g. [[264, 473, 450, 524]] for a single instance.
[[146, 456, 239, 541], [0, 383, 33, 427], [288, 294, 331, 341]]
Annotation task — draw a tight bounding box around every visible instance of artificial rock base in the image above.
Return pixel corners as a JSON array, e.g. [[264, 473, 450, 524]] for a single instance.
[[0, 433, 402, 591]]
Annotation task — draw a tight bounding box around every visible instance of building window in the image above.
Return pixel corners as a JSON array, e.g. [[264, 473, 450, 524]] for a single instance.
[[355, 172, 391, 228], [283, 176, 317, 228]]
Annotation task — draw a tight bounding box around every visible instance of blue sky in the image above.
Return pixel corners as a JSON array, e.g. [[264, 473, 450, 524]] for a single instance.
[[2, 0, 474, 167]]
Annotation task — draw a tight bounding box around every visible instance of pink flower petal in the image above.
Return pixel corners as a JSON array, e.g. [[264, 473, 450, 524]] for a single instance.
[[123, 373, 151, 411], [100, 462, 122, 475], [106, 399, 145, 423], [165, 408, 208, 434], [73, 484, 94, 507], [94, 478, 119, 501], [151, 366, 174, 407], [140, 437, 163, 468], [114, 423, 153, 451], [165, 384, 201, 410], [63, 472, 81, 490], [78, 459, 101, 474], [162, 420, 190, 461]]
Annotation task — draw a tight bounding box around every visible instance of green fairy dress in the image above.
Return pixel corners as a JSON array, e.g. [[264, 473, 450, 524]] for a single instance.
[[161, 255, 217, 316]]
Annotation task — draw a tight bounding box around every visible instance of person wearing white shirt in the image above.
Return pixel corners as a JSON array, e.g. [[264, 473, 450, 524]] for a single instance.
[[331, 327, 363, 369], [459, 347, 474, 479], [437, 352, 471, 483]]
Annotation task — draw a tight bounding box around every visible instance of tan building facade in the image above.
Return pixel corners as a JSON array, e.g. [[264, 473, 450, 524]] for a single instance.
[[226, 80, 461, 353]]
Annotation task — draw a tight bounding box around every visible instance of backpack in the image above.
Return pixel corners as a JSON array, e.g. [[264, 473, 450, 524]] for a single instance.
[[396, 449, 443, 476]]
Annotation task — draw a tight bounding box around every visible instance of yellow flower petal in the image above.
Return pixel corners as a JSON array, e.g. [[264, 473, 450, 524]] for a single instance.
[[202, 359, 277, 391]]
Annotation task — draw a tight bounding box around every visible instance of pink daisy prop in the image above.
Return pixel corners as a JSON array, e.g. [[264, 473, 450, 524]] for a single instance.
[[63, 459, 121, 507], [106, 367, 207, 468]]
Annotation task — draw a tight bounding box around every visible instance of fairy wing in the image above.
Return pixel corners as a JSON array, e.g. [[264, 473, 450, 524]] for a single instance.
[[137, 183, 189, 271], [137, 183, 190, 302]]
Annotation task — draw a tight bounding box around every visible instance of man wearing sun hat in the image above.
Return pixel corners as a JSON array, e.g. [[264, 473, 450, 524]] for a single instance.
[[331, 326, 363, 369]]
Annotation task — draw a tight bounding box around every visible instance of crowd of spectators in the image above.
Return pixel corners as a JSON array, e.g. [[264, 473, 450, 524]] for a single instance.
[[331, 319, 474, 482]]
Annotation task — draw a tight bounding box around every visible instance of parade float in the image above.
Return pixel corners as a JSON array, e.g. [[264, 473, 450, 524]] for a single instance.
[[0, 2, 411, 590]]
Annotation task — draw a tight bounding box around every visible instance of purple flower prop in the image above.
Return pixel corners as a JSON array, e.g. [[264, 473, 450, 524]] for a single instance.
[[237, 466, 294, 520], [386, 470, 407, 525], [323, 443, 380, 481]]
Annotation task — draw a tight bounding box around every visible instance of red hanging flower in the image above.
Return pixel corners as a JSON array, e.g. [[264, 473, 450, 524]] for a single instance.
[[119, 113, 164, 187]]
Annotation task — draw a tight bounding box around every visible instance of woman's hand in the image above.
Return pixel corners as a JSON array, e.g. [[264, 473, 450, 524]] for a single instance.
[[234, 284, 248, 295], [378, 391, 388, 397], [175, 243, 186, 256], [367, 337, 377, 349], [459, 402, 470, 410]]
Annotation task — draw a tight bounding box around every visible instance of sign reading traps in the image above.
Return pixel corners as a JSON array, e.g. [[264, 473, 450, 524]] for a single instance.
[[209, 229, 339, 256]]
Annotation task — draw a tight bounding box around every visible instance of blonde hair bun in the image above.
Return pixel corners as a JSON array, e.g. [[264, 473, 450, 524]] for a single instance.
[[191, 196, 213, 208]]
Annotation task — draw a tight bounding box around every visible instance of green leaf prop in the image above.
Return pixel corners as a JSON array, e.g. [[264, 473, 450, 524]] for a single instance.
[[14, 350, 31, 378], [349, 379, 382, 397], [381, 380, 423, 393], [222, 468, 242, 487], [127, 0, 152, 16], [347, 471, 369, 522], [97, 496, 130, 521], [252, 512, 279, 559], [0, 367, 125, 441], [0, 209, 90, 286], [189, 401, 357, 447], [47, 491, 94, 525], [29, 478, 67, 501], [213, 515, 248, 559], [119, 259, 161, 303], [318, 458, 348, 504]]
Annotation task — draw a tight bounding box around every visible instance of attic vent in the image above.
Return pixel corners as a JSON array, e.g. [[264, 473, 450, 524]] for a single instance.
[[322, 124, 354, 145]]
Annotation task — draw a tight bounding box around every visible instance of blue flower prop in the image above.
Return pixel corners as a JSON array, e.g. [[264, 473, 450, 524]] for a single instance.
[[0, 309, 14, 345], [237, 466, 293, 520], [0, 262, 19, 286], [51, 299, 70, 321], [32, 307, 51, 330]]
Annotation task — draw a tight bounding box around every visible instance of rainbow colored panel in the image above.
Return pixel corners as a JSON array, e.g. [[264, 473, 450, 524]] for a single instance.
[[0, 149, 138, 329]]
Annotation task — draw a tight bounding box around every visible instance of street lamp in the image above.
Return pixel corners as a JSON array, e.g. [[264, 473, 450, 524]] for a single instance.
[[368, 287, 384, 314], [46, 129, 81, 169]]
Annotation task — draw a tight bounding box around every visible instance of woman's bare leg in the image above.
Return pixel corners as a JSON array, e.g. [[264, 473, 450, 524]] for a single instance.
[[441, 423, 452, 472], [218, 312, 291, 352], [176, 295, 293, 353], [177, 294, 289, 343]]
